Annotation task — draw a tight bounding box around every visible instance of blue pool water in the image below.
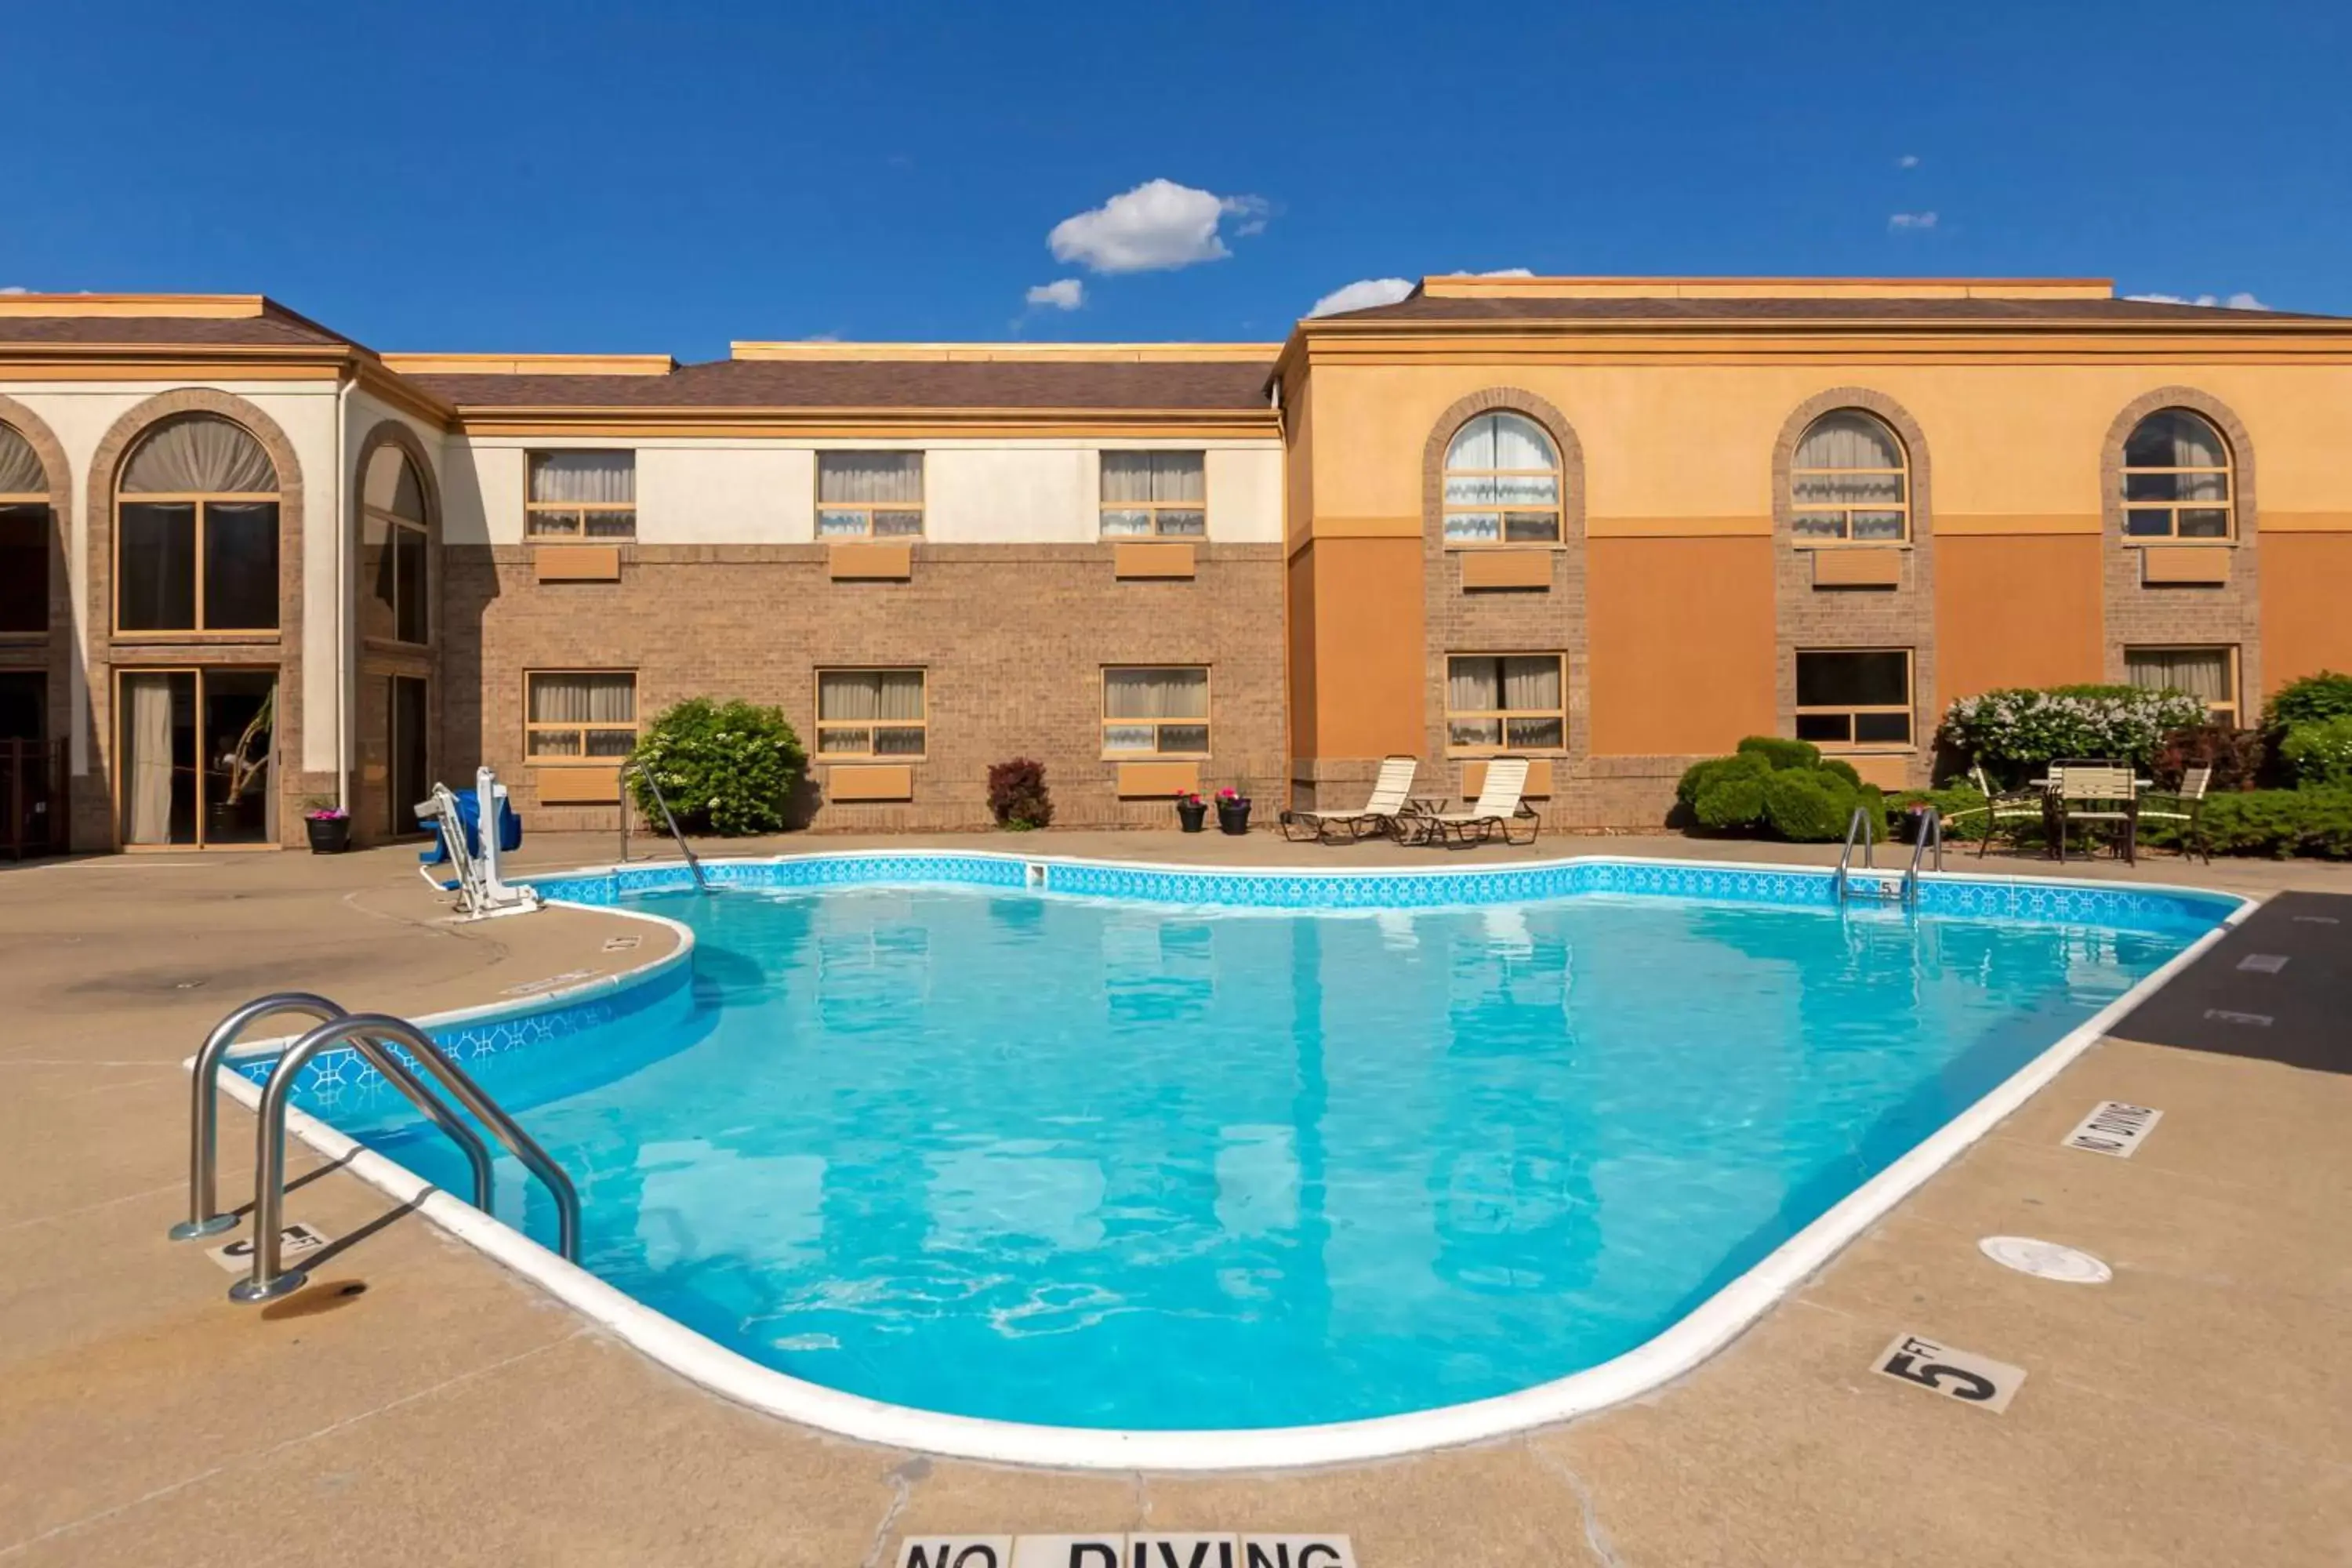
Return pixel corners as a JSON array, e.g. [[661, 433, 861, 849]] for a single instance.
[[302, 877, 2203, 1430]]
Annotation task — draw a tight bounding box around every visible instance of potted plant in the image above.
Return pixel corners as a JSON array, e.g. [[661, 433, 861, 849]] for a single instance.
[[303, 800, 351, 854], [1215, 785, 1251, 835], [1175, 790, 1207, 833]]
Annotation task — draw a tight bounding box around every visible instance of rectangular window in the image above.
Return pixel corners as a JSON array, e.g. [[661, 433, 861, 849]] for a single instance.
[[115, 499, 279, 634], [1445, 654, 1566, 753], [818, 452, 924, 539], [817, 668, 927, 757], [1795, 649, 1914, 748], [2125, 645, 2238, 724], [526, 452, 636, 539], [1100, 452, 1207, 538], [1102, 666, 1210, 756], [524, 671, 637, 759], [0, 503, 49, 633]]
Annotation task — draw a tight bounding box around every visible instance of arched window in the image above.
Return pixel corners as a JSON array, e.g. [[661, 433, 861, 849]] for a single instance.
[[1790, 410, 1907, 543], [1443, 412, 1560, 544], [0, 423, 48, 635], [117, 414, 281, 633], [2122, 409, 2231, 539], [362, 445, 430, 645]]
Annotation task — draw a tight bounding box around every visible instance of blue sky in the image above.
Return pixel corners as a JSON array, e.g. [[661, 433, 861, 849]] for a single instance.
[[9, 2, 2347, 358]]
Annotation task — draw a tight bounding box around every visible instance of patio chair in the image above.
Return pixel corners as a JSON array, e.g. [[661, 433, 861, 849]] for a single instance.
[[2049, 760, 2139, 865], [1410, 756, 1540, 848], [2137, 764, 2213, 863], [1278, 754, 1426, 844], [1955, 763, 2047, 859]]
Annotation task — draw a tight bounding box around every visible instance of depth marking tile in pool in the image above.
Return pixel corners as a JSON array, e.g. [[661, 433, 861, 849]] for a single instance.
[[237, 854, 2242, 1467]]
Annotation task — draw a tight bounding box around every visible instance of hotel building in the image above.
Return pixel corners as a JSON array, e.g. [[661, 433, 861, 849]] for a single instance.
[[2, 274, 2347, 851]]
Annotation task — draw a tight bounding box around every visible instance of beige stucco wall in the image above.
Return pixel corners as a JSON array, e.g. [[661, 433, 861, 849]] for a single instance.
[[0, 378, 343, 772]]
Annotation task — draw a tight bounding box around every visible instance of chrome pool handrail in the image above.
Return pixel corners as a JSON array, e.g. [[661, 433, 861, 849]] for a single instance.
[[232, 1012, 581, 1304], [618, 759, 710, 893], [174, 992, 499, 1242], [1903, 806, 1944, 908], [1833, 806, 1876, 904]]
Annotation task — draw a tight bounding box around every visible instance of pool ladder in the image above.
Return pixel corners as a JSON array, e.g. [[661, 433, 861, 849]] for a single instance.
[[170, 993, 581, 1304], [1834, 805, 1944, 908], [617, 760, 710, 893]]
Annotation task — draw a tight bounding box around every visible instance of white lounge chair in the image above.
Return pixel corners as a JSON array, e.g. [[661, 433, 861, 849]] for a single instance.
[[1412, 756, 1539, 848], [2137, 764, 2212, 862], [1279, 754, 1425, 843]]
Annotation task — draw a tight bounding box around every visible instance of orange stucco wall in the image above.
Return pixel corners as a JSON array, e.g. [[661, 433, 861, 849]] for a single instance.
[[2260, 533, 2352, 694], [1302, 536, 1425, 758], [1934, 535, 2105, 704], [1587, 537, 1776, 755]]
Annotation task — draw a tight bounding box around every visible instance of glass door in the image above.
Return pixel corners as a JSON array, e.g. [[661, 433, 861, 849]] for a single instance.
[[389, 674, 428, 836], [117, 668, 275, 848]]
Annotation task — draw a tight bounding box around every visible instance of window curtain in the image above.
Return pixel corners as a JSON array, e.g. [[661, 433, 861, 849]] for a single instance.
[[529, 452, 634, 504], [1101, 452, 1204, 503], [820, 670, 924, 721], [530, 674, 636, 724], [364, 446, 427, 521], [1446, 413, 1555, 473], [122, 416, 278, 494], [818, 452, 923, 504], [2125, 411, 2227, 471], [122, 673, 177, 844], [2127, 649, 2231, 703], [1104, 667, 1207, 720], [1448, 656, 1559, 713], [1795, 411, 1903, 471], [0, 425, 44, 495]]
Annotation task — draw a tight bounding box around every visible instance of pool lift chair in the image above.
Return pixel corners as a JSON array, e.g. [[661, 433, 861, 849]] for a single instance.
[[416, 765, 542, 920]]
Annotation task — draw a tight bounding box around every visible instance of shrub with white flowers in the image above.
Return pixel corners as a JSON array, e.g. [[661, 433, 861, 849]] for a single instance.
[[1938, 685, 2209, 778], [626, 697, 806, 837]]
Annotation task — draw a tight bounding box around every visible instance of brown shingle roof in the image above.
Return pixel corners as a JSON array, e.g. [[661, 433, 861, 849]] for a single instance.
[[0, 305, 357, 348], [405, 356, 1278, 411], [1315, 292, 2347, 325]]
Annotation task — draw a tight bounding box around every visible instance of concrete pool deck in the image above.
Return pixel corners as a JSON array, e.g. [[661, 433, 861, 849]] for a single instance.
[[3, 831, 2347, 1566]]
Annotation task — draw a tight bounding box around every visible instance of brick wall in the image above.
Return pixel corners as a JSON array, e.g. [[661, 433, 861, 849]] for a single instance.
[[2098, 388, 2263, 706], [440, 542, 1286, 834], [1770, 389, 1940, 793]]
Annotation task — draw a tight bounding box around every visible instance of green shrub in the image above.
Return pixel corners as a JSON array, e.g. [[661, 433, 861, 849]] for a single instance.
[[2279, 717, 2352, 788], [1676, 751, 1768, 808], [1940, 686, 2209, 775], [2172, 788, 2352, 858], [1737, 735, 1821, 771], [2265, 670, 2352, 731], [1760, 768, 1850, 841], [1819, 757, 1863, 789], [1891, 784, 1994, 843], [1693, 772, 1769, 830], [626, 697, 806, 837]]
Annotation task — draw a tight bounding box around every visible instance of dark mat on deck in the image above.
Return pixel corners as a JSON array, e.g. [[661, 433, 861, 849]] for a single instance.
[[2111, 891, 2352, 1073]]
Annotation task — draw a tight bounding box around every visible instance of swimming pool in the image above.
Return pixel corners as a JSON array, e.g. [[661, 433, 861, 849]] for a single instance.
[[239, 853, 2241, 1468]]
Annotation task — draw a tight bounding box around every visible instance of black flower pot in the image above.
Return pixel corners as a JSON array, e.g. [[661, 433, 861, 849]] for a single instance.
[[1217, 800, 1252, 835], [305, 816, 351, 854], [1176, 800, 1208, 833]]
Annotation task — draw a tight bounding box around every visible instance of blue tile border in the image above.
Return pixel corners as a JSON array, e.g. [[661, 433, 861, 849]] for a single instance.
[[521, 851, 2241, 938], [234, 946, 693, 1109]]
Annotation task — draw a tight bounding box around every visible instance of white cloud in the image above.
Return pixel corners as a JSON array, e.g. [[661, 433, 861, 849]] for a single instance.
[[0, 285, 27, 295], [2125, 290, 2270, 310], [1896, 154, 1921, 169], [1305, 267, 1536, 319], [1307, 277, 1414, 318], [1024, 278, 1085, 311], [1047, 179, 1269, 274], [1888, 211, 1938, 230]]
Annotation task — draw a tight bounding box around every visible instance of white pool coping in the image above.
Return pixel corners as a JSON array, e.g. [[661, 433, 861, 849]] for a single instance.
[[201, 851, 2253, 1472]]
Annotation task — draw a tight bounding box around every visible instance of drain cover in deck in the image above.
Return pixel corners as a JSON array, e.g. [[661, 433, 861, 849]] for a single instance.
[[1978, 1236, 2111, 1283]]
